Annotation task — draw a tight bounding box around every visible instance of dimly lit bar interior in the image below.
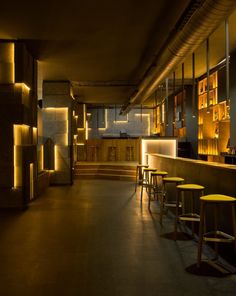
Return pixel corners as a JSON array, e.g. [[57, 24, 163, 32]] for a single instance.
[[1, 0, 236, 294]]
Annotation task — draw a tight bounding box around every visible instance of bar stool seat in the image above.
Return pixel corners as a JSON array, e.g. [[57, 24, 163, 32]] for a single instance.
[[160, 177, 185, 224], [177, 184, 205, 191], [163, 177, 185, 183], [197, 194, 236, 267], [175, 183, 205, 240], [151, 171, 168, 177], [140, 168, 157, 203], [148, 171, 168, 210], [135, 164, 149, 192]]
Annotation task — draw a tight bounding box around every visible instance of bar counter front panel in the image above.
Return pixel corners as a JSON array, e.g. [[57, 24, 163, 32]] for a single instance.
[[85, 138, 140, 162], [148, 153, 236, 196], [148, 153, 236, 233]]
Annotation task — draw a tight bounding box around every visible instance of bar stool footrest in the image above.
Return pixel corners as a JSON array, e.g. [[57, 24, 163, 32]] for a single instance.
[[179, 213, 200, 222], [165, 202, 182, 208], [203, 230, 235, 243]]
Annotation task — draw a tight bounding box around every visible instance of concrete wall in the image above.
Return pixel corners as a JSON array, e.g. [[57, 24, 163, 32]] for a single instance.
[[0, 42, 38, 209], [87, 108, 154, 139], [42, 81, 73, 185]]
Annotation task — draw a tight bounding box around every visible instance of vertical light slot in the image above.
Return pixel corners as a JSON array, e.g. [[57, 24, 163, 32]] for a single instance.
[[83, 104, 86, 128], [0, 42, 15, 83], [30, 163, 34, 200], [54, 145, 58, 171], [11, 43, 15, 83], [65, 119, 68, 145], [41, 145, 44, 171], [13, 145, 17, 188], [105, 109, 108, 128], [85, 120, 88, 140], [65, 108, 68, 145], [13, 124, 21, 188], [33, 127, 37, 145]]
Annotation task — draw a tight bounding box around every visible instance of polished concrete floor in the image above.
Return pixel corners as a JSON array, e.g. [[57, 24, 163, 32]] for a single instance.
[[0, 180, 236, 295]]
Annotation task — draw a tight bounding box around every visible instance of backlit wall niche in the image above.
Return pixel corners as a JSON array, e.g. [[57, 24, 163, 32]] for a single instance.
[[43, 107, 68, 171], [13, 124, 31, 187], [0, 42, 14, 83]]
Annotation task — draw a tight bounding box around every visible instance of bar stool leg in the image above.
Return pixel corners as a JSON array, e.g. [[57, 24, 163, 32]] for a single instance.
[[197, 201, 205, 267], [214, 203, 219, 256], [135, 168, 138, 192], [140, 181, 144, 203], [148, 185, 151, 211], [160, 183, 166, 225], [174, 189, 180, 241], [191, 191, 195, 237], [232, 203, 236, 252]]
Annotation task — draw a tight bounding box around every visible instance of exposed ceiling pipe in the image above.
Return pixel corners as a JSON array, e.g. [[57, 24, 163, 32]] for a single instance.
[[121, 0, 236, 114]]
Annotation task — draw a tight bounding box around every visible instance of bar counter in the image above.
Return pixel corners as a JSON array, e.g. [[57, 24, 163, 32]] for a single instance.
[[86, 138, 140, 161], [147, 153, 236, 197]]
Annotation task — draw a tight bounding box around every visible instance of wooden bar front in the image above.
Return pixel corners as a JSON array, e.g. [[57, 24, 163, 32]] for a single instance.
[[85, 138, 140, 162]]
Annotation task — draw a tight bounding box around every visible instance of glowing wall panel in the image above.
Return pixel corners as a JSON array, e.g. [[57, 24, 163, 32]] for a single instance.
[[141, 139, 177, 165]]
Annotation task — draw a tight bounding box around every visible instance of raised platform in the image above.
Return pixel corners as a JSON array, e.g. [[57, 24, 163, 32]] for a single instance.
[[74, 161, 138, 181]]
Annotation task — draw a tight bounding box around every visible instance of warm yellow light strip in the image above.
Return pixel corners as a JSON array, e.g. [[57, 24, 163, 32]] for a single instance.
[[113, 120, 128, 123], [65, 119, 68, 145], [54, 145, 58, 171], [114, 113, 128, 123], [13, 125, 21, 187], [77, 143, 85, 146], [85, 120, 88, 140], [33, 127, 37, 144], [11, 43, 15, 83], [44, 107, 68, 111], [30, 163, 34, 200], [15, 83, 31, 91], [13, 145, 17, 188], [135, 114, 151, 135], [83, 104, 86, 128], [141, 139, 177, 165], [41, 145, 44, 171], [98, 109, 108, 130]]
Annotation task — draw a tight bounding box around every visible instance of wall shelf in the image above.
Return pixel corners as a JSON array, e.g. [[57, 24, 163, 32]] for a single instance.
[[197, 71, 230, 162]]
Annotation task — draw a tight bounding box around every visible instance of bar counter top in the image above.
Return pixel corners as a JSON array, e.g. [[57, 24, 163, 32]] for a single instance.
[[102, 136, 139, 139], [147, 153, 236, 171], [147, 153, 236, 198]]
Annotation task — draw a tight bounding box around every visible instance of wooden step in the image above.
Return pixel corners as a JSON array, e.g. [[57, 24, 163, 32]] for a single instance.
[[74, 168, 136, 176], [74, 162, 137, 181], [74, 164, 136, 171], [74, 174, 135, 181]]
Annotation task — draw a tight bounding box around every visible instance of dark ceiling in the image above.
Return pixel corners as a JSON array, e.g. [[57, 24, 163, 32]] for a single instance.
[[0, 1, 235, 107]]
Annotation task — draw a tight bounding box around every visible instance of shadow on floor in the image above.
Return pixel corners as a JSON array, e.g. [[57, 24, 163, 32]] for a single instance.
[[160, 231, 193, 241], [186, 261, 234, 277]]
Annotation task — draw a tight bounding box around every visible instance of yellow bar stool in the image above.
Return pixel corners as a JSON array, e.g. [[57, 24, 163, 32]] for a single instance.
[[135, 164, 149, 192], [175, 184, 205, 240], [197, 194, 236, 268], [140, 168, 157, 203], [149, 171, 168, 210], [161, 177, 185, 225]]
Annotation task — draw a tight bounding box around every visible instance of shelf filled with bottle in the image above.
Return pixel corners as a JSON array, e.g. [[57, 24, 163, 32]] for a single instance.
[[197, 71, 230, 162]]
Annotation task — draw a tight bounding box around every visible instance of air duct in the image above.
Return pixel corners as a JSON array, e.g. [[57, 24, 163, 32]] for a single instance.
[[121, 0, 236, 114]]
